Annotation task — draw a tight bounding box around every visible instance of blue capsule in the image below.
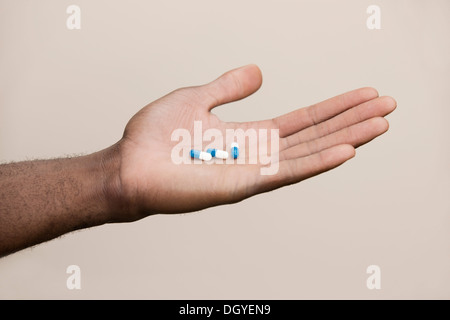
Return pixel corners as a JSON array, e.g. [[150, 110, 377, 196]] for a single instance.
[[231, 142, 239, 159], [190, 149, 212, 161], [206, 148, 216, 157], [207, 148, 228, 159]]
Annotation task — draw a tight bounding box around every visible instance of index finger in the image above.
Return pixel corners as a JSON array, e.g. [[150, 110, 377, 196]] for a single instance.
[[273, 87, 379, 138]]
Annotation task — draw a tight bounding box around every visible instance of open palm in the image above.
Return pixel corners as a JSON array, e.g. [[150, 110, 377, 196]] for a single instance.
[[114, 65, 396, 221]]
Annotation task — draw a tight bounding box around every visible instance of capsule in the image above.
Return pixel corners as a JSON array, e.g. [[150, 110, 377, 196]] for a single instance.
[[230, 142, 239, 159], [190, 149, 212, 161], [206, 148, 229, 159]]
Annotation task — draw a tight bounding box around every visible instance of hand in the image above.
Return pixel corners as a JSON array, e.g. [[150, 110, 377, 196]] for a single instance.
[[107, 65, 396, 222]]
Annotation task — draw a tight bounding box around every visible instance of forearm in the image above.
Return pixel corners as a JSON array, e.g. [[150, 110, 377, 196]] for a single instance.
[[0, 146, 121, 257]]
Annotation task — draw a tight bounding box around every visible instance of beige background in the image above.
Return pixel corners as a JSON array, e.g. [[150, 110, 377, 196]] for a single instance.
[[0, 0, 449, 299]]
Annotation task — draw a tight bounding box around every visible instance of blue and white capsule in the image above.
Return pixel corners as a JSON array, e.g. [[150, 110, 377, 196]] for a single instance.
[[190, 149, 212, 161], [206, 148, 229, 159], [230, 142, 239, 159]]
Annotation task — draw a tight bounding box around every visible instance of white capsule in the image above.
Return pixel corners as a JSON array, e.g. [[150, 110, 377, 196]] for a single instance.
[[207, 148, 229, 159], [215, 150, 229, 159], [190, 149, 212, 161]]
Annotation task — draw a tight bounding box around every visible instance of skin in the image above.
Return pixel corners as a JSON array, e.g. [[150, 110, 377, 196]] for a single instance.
[[0, 65, 396, 257]]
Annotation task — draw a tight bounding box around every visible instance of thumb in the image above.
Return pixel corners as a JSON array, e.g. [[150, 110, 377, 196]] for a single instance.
[[201, 64, 263, 111]]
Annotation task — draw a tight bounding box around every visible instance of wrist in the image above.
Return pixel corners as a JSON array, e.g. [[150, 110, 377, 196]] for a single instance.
[[96, 143, 127, 223]]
